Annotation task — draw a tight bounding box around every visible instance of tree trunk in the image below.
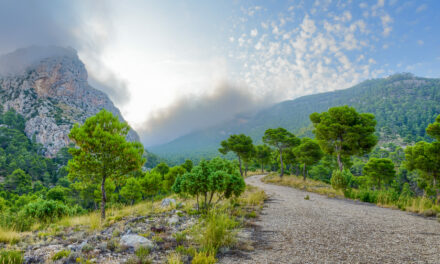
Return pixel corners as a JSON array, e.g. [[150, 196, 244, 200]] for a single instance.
[[303, 164, 306, 181], [261, 162, 264, 173], [245, 163, 248, 177], [101, 176, 107, 220], [238, 156, 243, 177], [296, 165, 299, 176], [337, 152, 343, 171], [279, 149, 284, 177]]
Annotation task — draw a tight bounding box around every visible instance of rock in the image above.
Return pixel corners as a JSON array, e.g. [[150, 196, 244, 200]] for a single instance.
[[120, 234, 153, 250], [0, 46, 140, 157], [161, 198, 176, 207], [168, 215, 179, 225]]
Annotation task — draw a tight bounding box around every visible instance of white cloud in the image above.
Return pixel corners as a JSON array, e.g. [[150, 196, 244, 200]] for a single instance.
[[250, 28, 258, 37], [417, 40, 424, 45], [381, 14, 393, 36], [416, 4, 427, 13], [359, 2, 368, 8]]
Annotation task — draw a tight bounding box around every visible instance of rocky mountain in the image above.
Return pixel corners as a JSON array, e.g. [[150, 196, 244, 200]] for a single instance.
[[151, 73, 440, 162], [0, 46, 139, 157]]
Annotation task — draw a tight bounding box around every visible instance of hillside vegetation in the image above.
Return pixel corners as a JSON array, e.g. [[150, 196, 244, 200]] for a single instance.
[[151, 73, 440, 162]]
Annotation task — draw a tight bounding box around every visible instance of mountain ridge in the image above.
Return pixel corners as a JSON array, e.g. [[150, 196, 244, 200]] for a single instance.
[[150, 73, 440, 162], [0, 46, 139, 157]]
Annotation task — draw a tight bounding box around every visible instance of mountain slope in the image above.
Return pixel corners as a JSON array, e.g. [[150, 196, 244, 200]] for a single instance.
[[0, 46, 139, 157], [151, 73, 440, 161]]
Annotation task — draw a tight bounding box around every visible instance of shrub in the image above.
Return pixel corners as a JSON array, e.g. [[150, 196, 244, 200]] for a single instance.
[[191, 250, 216, 264], [195, 210, 238, 250], [357, 188, 378, 203], [173, 158, 245, 211], [21, 199, 70, 224], [52, 250, 71, 261], [0, 250, 23, 264], [331, 170, 352, 191]]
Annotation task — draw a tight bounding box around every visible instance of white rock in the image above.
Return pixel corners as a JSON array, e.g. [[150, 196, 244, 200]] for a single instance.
[[120, 234, 153, 250], [161, 198, 176, 207], [168, 215, 179, 225]]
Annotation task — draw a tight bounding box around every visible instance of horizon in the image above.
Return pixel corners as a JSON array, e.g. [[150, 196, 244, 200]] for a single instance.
[[0, 0, 439, 147]]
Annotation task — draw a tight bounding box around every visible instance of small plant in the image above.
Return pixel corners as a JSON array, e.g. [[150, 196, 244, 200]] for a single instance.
[[0, 250, 23, 264], [304, 195, 310, 200], [167, 252, 183, 264], [106, 238, 119, 251], [246, 211, 257, 218], [52, 249, 71, 261], [135, 246, 150, 261], [81, 243, 93, 253], [152, 234, 164, 243], [191, 250, 216, 264], [173, 231, 187, 244]]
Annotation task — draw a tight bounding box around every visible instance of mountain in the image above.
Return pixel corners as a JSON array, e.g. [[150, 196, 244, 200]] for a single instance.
[[0, 46, 139, 157], [150, 73, 440, 162]]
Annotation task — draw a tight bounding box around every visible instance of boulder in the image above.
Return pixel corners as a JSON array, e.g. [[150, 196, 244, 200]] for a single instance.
[[161, 198, 176, 207], [120, 234, 153, 250]]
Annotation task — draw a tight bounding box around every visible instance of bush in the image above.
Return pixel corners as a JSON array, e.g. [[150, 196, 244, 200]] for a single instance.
[[357, 188, 378, 203], [52, 250, 71, 261], [331, 170, 352, 190], [22, 199, 71, 224], [0, 250, 23, 264], [191, 250, 216, 264], [195, 210, 238, 250]]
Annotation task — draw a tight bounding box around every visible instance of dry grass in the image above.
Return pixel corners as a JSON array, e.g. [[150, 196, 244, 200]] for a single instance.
[[238, 185, 267, 207], [245, 170, 267, 177], [0, 227, 22, 244], [262, 173, 344, 197]]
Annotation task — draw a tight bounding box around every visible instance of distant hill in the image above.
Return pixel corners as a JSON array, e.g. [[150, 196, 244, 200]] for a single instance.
[[150, 73, 440, 162]]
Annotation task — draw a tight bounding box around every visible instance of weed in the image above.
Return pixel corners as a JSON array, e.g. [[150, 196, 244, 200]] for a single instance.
[[0, 250, 23, 264], [167, 252, 183, 264], [191, 250, 216, 264], [0, 228, 21, 244], [304, 195, 310, 200], [52, 249, 71, 261]]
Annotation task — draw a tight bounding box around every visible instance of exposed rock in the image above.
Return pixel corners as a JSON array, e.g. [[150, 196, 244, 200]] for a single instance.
[[0, 46, 140, 157], [161, 198, 176, 207], [119, 234, 154, 250], [167, 215, 179, 225]]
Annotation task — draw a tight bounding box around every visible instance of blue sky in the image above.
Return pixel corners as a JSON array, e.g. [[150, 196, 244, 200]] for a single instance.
[[0, 0, 439, 146]]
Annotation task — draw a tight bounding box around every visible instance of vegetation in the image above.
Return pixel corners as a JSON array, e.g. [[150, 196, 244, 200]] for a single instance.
[[68, 109, 145, 220], [219, 134, 254, 177], [262, 128, 300, 177]]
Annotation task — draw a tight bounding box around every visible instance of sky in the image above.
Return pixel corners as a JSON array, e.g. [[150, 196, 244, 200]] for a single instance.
[[0, 0, 439, 147]]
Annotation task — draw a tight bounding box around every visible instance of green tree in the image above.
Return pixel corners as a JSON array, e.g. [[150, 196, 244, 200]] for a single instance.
[[140, 171, 163, 197], [294, 138, 323, 180], [254, 145, 272, 173], [156, 162, 170, 180], [405, 141, 440, 198], [4, 169, 32, 195], [181, 159, 193, 172], [426, 114, 440, 141], [164, 166, 186, 191], [363, 158, 396, 189], [172, 158, 245, 211], [120, 177, 142, 205], [67, 109, 145, 220], [310, 105, 377, 171], [219, 134, 254, 177], [262, 128, 300, 177]]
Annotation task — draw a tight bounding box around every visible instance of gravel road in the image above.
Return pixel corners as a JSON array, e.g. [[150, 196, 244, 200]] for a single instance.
[[220, 175, 440, 264]]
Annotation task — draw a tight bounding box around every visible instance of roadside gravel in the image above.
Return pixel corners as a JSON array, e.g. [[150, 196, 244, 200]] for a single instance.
[[220, 175, 440, 264]]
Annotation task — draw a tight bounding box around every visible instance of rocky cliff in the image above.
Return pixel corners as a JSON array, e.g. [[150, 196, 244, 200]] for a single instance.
[[0, 46, 140, 157]]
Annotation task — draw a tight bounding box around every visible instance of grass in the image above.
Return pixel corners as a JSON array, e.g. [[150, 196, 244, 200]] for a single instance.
[[263, 173, 440, 217], [167, 252, 183, 264], [238, 185, 267, 207], [0, 227, 22, 244], [0, 250, 23, 264], [263, 173, 343, 197]]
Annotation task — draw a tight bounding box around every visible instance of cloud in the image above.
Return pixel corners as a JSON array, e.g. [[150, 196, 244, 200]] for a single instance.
[[138, 81, 273, 146], [417, 40, 424, 45], [416, 4, 427, 13], [0, 0, 131, 105]]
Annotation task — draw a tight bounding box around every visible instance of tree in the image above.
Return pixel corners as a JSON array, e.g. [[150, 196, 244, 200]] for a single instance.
[[120, 177, 142, 205], [156, 162, 170, 180], [427, 114, 440, 141], [172, 158, 245, 211], [68, 109, 145, 220], [164, 166, 186, 191], [294, 138, 323, 180], [254, 145, 272, 173], [262, 128, 300, 177], [181, 159, 193, 172], [405, 141, 440, 198], [310, 106, 377, 171], [4, 169, 32, 195], [363, 158, 396, 189], [219, 134, 254, 177]]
